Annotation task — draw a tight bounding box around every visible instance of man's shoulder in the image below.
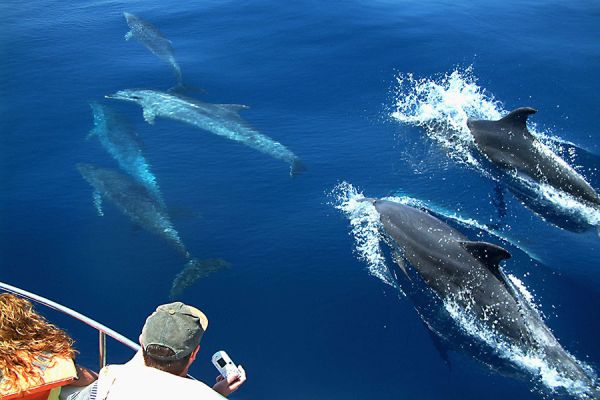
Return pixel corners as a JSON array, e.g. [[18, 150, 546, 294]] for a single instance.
[[99, 363, 223, 399]]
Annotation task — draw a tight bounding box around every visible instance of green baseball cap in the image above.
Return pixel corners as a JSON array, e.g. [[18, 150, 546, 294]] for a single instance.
[[141, 302, 209, 361]]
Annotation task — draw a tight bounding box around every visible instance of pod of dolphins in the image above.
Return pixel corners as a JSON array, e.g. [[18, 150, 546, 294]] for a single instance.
[[75, 10, 599, 399], [339, 109, 600, 396], [78, 12, 303, 299]]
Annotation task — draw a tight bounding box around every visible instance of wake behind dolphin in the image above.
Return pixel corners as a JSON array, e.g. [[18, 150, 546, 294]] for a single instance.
[[123, 12, 183, 89], [88, 102, 164, 207], [333, 182, 597, 399], [106, 89, 306, 176]]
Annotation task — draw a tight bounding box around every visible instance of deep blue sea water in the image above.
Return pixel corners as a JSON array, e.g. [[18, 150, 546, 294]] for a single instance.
[[1, 1, 599, 399]]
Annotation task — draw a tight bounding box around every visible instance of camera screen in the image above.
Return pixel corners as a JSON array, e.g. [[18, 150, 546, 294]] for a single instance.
[[217, 358, 227, 368]]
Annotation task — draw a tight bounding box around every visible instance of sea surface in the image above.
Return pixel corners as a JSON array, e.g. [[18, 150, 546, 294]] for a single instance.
[[1, 1, 599, 399]]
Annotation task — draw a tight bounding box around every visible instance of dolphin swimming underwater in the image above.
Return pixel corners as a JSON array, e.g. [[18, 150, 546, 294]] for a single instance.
[[88, 102, 164, 206], [106, 89, 306, 176], [367, 198, 595, 395], [467, 108, 600, 208], [123, 12, 183, 89], [78, 163, 228, 292], [77, 163, 189, 258]]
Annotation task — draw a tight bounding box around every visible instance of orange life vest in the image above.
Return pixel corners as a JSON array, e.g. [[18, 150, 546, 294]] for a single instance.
[[0, 354, 77, 400]]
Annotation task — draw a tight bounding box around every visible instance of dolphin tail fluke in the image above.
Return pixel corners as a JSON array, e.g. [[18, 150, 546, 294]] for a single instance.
[[168, 83, 185, 93], [169, 258, 231, 300], [168, 83, 207, 96], [290, 158, 307, 177]]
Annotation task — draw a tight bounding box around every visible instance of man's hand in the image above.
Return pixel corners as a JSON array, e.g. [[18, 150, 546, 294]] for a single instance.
[[212, 365, 246, 397]]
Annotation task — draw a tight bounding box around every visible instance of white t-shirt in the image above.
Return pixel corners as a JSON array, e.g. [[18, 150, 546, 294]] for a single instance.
[[93, 353, 223, 400]]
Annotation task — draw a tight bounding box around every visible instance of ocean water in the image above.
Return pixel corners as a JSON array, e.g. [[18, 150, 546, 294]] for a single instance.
[[1, 1, 599, 399]]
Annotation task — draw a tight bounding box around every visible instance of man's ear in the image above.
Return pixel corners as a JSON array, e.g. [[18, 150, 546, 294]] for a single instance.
[[139, 334, 143, 346]]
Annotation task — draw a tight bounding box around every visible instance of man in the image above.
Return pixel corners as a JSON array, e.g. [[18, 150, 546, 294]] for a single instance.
[[63, 302, 246, 399]]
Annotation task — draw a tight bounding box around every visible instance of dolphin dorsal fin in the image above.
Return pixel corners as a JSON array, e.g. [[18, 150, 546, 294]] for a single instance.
[[499, 107, 537, 130], [461, 241, 525, 303], [460, 241, 511, 277]]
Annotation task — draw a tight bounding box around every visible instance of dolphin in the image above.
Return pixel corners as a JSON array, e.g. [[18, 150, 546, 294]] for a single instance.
[[77, 163, 189, 258], [123, 12, 183, 89], [467, 108, 600, 207], [78, 164, 228, 291], [370, 198, 595, 393], [106, 89, 306, 176], [88, 102, 164, 207]]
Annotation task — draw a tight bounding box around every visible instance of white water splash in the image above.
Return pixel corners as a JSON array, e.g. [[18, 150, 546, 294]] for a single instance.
[[517, 173, 600, 227], [390, 66, 600, 228], [444, 295, 595, 398], [390, 66, 570, 166], [390, 66, 501, 169], [507, 274, 535, 307], [331, 182, 398, 288]]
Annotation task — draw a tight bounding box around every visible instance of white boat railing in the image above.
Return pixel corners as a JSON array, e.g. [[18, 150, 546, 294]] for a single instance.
[[0, 281, 139, 370]]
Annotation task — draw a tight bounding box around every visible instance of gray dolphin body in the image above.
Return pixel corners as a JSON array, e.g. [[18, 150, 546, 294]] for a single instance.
[[467, 108, 600, 207], [77, 163, 189, 258], [372, 199, 594, 389], [78, 163, 228, 295], [106, 89, 306, 176], [88, 102, 164, 206], [123, 12, 182, 88]]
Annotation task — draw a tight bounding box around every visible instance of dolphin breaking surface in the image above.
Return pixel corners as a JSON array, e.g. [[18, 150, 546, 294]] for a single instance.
[[389, 67, 600, 231], [123, 12, 183, 89], [467, 108, 600, 206], [88, 102, 164, 207], [332, 182, 597, 399], [106, 89, 305, 176]]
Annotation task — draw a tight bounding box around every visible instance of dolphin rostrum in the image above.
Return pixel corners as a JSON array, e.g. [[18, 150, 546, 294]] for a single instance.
[[370, 198, 595, 394], [106, 89, 306, 176], [88, 102, 164, 207], [123, 12, 183, 89], [467, 108, 600, 207]]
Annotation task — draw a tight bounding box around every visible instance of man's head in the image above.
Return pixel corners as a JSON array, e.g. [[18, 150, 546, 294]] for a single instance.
[[140, 302, 208, 376]]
